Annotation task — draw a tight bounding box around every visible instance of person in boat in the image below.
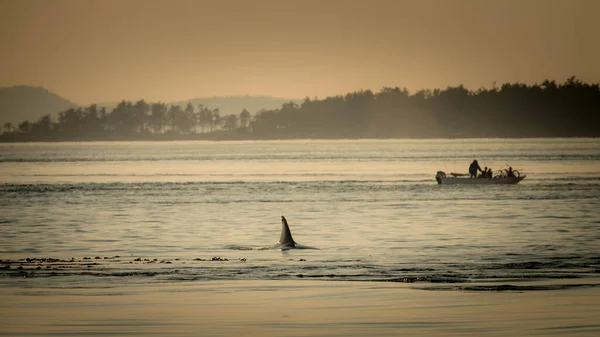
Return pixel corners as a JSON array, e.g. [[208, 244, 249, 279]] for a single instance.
[[480, 166, 488, 178], [487, 168, 493, 178], [507, 166, 515, 178], [469, 160, 483, 178]]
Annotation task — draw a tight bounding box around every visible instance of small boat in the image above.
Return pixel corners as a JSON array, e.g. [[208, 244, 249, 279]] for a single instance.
[[435, 170, 526, 185]]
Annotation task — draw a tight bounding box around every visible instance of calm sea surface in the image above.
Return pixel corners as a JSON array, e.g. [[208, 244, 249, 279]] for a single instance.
[[1, 138, 599, 291]]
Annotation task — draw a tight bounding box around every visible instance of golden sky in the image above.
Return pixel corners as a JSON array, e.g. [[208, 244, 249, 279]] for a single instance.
[[1, 0, 598, 104]]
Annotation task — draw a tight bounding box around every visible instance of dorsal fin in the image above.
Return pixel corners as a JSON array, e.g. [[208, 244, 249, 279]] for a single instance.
[[279, 216, 296, 246]]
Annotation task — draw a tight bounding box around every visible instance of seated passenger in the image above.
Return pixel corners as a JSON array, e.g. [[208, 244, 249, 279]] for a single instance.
[[507, 167, 515, 178], [487, 168, 493, 178], [480, 166, 488, 178]]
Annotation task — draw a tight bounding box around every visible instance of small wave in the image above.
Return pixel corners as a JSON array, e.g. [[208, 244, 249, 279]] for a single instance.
[[420, 283, 599, 292], [224, 245, 266, 251], [2, 152, 600, 163], [487, 259, 595, 270], [543, 176, 600, 182], [386, 276, 468, 283]]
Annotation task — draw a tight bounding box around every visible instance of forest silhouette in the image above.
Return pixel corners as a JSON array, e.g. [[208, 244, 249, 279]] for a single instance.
[[1, 77, 598, 142]]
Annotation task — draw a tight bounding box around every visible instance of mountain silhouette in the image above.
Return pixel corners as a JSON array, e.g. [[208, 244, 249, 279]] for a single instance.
[[0, 85, 299, 126], [0, 86, 77, 125]]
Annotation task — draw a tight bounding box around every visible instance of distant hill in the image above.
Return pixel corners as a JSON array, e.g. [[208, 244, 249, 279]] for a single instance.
[[0, 85, 299, 127], [169, 96, 300, 115], [0, 86, 77, 125], [96, 96, 300, 116]]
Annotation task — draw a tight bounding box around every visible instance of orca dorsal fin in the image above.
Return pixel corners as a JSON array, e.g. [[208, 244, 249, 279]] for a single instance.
[[279, 216, 296, 247]]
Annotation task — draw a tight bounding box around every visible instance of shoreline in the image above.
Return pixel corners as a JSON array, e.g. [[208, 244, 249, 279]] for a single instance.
[[2, 280, 599, 336]]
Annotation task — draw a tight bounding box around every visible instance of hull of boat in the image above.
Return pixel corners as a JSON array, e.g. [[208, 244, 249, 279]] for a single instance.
[[437, 176, 526, 185]]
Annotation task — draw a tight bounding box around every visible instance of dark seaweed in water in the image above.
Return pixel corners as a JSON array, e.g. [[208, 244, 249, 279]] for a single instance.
[[1, 255, 599, 292]]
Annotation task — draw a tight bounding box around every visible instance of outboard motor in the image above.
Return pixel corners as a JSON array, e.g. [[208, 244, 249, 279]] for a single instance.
[[435, 171, 446, 185]]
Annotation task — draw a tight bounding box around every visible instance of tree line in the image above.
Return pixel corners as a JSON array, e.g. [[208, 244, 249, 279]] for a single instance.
[[1, 101, 252, 141], [1, 77, 598, 141]]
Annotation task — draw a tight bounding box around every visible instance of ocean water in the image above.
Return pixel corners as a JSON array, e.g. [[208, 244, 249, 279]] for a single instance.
[[1, 138, 599, 291]]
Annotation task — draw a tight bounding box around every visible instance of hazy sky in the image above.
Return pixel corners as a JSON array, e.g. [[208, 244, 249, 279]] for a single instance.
[[1, 0, 599, 104]]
